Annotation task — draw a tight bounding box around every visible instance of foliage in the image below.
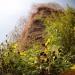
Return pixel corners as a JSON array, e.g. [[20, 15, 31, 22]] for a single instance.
[[0, 7, 75, 75]]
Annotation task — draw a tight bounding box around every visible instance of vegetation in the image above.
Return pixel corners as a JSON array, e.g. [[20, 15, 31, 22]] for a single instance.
[[0, 6, 75, 75]]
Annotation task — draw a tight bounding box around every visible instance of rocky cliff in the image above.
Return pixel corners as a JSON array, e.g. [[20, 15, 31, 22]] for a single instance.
[[20, 3, 64, 50]]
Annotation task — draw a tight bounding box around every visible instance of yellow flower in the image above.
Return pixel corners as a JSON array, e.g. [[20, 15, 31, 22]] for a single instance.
[[13, 50, 16, 53], [70, 65, 75, 70], [44, 58, 47, 62], [45, 39, 50, 46], [12, 43, 18, 49], [20, 51, 26, 56]]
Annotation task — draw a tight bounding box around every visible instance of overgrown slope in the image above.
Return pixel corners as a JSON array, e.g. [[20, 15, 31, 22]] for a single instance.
[[0, 3, 75, 75]]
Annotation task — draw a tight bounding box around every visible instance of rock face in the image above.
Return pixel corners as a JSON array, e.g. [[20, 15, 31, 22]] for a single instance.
[[20, 3, 63, 50]]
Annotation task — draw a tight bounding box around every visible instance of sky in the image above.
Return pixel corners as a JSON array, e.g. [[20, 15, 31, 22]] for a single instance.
[[0, 0, 75, 42]]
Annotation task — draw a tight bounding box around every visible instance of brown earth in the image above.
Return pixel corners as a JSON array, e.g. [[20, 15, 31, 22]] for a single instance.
[[60, 70, 75, 75]]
